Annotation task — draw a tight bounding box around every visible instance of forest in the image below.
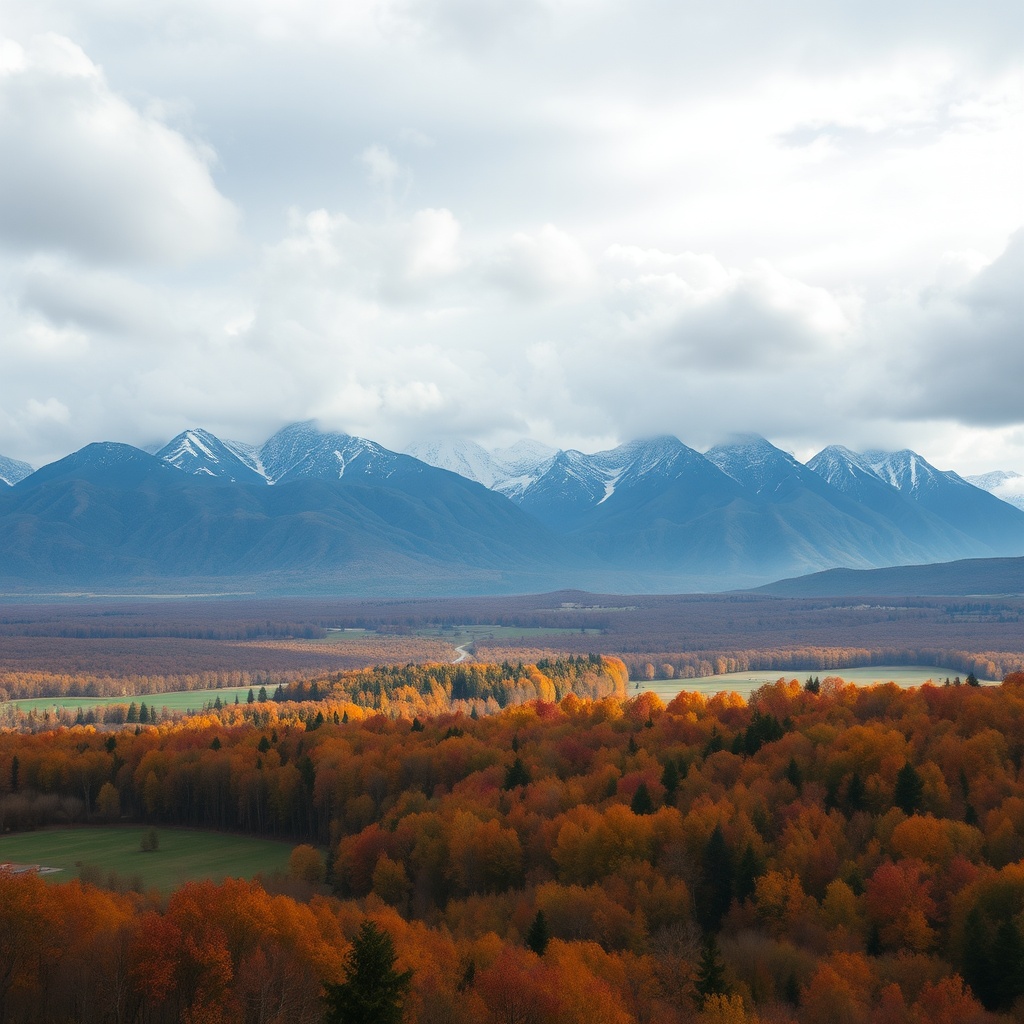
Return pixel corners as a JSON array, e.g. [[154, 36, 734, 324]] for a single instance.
[[4, 665, 1024, 1023], [2, 593, 1024, 701]]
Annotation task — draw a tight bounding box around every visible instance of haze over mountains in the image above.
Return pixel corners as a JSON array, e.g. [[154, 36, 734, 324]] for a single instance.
[[1, 423, 1024, 595]]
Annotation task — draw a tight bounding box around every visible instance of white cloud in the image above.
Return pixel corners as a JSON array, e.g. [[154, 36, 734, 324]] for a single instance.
[[0, 33, 238, 265], [0, 4, 1023, 478]]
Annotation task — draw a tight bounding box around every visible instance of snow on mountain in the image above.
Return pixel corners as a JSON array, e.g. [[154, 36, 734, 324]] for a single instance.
[[491, 440, 558, 477], [858, 449, 957, 495], [808, 445, 1024, 554], [966, 471, 1024, 512], [405, 438, 503, 487], [259, 421, 417, 485], [704, 434, 822, 497], [406, 437, 558, 497], [0, 454, 33, 486], [157, 429, 267, 485]]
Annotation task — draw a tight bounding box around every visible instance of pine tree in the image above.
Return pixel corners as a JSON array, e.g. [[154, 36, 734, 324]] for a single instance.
[[992, 916, 1024, 1010], [785, 757, 803, 793], [846, 770, 867, 813], [693, 934, 728, 1008], [894, 762, 924, 815], [323, 921, 412, 1024], [630, 782, 654, 815], [660, 759, 679, 798], [962, 907, 993, 1008], [697, 824, 734, 933], [503, 757, 532, 790], [526, 910, 550, 956]]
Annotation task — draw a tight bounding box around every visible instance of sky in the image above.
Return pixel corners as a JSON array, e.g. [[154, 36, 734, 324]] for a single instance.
[[1, 0, 1023, 475]]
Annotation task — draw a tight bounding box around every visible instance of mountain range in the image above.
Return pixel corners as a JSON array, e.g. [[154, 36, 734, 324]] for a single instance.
[[2, 424, 1023, 595]]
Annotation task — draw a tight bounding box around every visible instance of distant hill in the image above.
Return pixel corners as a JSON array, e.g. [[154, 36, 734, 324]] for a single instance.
[[755, 555, 1024, 597]]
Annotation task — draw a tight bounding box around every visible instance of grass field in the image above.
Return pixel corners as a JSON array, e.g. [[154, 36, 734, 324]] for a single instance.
[[12, 685, 260, 715], [0, 826, 296, 891], [639, 664, 998, 701]]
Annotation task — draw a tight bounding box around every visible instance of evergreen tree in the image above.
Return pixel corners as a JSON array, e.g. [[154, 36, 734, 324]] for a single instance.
[[503, 757, 532, 790], [697, 824, 734, 933], [247, 688, 255, 704], [324, 921, 412, 1024], [139, 702, 149, 724], [962, 907, 994, 1008], [660, 759, 680, 798], [966, 671, 980, 687], [894, 762, 924, 815], [258, 686, 268, 701], [630, 781, 654, 815], [734, 842, 762, 904], [126, 702, 139, 724], [846, 770, 866, 813], [991, 916, 1024, 1010], [785, 757, 803, 794], [526, 910, 550, 956], [693, 934, 728, 1007]]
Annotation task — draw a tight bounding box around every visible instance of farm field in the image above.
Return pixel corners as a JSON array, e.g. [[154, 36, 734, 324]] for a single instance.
[[11, 685, 260, 715], [638, 663, 999, 700], [0, 826, 296, 891]]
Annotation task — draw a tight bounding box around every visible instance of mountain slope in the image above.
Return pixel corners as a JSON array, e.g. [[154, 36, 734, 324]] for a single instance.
[[0, 454, 33, 486], [811, 446, 1024, 554], [0, 438, 589, 595], [157, 429, 268, 485], [966, 470, 1024, 512], [756, 555, 1024, 597]]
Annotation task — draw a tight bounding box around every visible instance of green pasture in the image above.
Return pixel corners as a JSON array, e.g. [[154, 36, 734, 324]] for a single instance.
[[0, 826, 295, 891], [639, 664, 999, 701], [11, 685, 259, 716]]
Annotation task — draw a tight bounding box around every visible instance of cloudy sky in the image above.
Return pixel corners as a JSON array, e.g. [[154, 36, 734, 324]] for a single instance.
[[1, 0, 1022, 474]]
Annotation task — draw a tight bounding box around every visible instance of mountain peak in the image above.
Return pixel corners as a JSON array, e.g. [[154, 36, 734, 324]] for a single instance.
[[157, 428, 267, 485], [0, 453, 34, 487]]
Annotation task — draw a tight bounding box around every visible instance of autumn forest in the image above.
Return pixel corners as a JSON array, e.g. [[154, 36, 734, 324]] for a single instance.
[[3, 596, 1024, 1023]]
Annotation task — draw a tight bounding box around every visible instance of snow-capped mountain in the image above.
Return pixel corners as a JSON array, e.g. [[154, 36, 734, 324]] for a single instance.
[[966, 471, 1024, 512], [516, 436, 742, 531], [0, 454, 33, 486], [705, 434, 831, 498], [405, 437, 557, 496], [259, 421, 421, 485], [808, 446, 1024, 554], [157, 429, 267, 486]]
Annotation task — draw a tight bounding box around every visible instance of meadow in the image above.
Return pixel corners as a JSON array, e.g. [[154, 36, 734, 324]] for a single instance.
[[637, 663, 999, 700], [11, 685, 259, 715], [0, 826, 295, 891]]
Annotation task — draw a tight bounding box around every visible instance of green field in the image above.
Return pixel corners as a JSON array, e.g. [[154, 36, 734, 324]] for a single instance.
[[12, 685, 260, 715], [0, 826, 296, 891], [639, 664, 998, 701]]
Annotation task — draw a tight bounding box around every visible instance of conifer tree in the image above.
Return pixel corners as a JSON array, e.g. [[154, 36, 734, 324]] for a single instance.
[[526, 910, 550, 956], [630, 782, 654, 815], [894, 762, 924, 815], [323, 921, 412, 1024], [693, 934, 728, 1007]]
